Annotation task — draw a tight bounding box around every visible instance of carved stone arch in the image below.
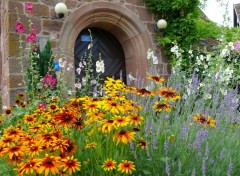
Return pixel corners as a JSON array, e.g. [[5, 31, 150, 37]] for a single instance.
[[58, 1, 153, 85]]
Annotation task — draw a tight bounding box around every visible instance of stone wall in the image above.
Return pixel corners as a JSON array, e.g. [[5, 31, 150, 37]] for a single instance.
[[0, 0, 169, 107]]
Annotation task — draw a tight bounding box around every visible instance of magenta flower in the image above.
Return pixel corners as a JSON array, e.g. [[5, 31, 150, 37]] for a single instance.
[[31, 25, 36, 33], [234, 41, 240, 50], [42, 74, 57, 89], [15, 21, 25, 33], [33, 45, 38, 52], [26, 32, 36, 43], [25, 2, 33, 14], [38, 102, 46, 109]]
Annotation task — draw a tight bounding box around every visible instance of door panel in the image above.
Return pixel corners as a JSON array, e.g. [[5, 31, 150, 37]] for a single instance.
[[74, 28, 126, 83]]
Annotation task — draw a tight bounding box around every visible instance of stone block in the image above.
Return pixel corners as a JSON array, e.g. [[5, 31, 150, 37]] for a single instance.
[[40, 0, 57, 6], [32, 4, 49, 17], [8, 33, 22, 57], [136, 7, 153, 22], [9, 57, 29, 74], [9, 0, 23, 13], [126, 0, 144, 6], [9, 74, 25, 89], [65, 1, 78, 9], [43, 19, 63, 32]]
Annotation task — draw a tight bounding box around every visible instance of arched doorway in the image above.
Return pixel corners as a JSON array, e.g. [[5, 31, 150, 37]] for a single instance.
[[58, 1, 153, 88], [74, 28, 126, 84]]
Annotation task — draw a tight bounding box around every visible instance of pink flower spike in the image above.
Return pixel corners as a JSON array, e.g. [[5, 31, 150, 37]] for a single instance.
[[234, 41, 240, 51], [26, 32, 36, 43], [33, 45, 38, 52], [25, 2, 33, 14], [15, 21, 25, 33], [32, 25, 37, 33], [38, 102, 46, 109]]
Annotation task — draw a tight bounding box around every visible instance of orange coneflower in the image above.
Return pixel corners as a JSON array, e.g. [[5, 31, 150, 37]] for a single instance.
[[84, 102, 99, 113], [113, 130, 136, 145], [117, 160, 136, 174], [102, 159, 117, 171], [152, 102, 171, 112], [27, 143, 42, 157], [101, 119, 116, 133], [157, 87, 181, 101], [71, 117, 85, 130], [104, 77, 124, 89], [49, 103, 59, 111], [137, 138, 147, 149], [136, 88, 155, 96], [54, 109, 77, 126], [147, 72, 165, 84], [24, 114, 37, 125], [17, 158, 40, 175], [128, 115, 144, 126], [52, 139, 69, 153], [29, 126, 43, 133], [39, 132, 56, 148], [85, 142, 96, 149], [114, 116, 129, 127], [7, 153, 24, 166], [3, 145, 25, 159], [133, 127, 141, 132], [0, 136, 15, 147], [38, 154, 61, 176], [192, 113, 216, 128], [86, 111, 105, 121], [61, 156, 81, 175], [102, 101, 125, 114], [5, 108, 12, 115], [4, 127, 22, 138], [62, 138, 77, 156]]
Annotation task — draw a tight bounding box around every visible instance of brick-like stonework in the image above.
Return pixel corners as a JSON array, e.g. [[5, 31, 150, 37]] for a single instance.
[[1, 0, 169, 107]]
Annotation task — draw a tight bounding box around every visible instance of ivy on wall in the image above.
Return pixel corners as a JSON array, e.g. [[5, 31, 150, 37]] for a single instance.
[[146, 0, 240, 70]]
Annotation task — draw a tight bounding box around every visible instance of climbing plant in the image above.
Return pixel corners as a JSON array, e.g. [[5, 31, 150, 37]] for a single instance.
[[145, 0, 206, 67]]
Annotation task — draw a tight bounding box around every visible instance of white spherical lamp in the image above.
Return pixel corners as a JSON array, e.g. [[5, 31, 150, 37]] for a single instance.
[[55, 3, 68, 18], [157, 19, 167, 29]]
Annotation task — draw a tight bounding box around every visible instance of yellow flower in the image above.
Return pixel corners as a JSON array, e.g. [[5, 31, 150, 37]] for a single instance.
[[147, 72, 165, 84], [152, 102, 171, 112], [37, 154, 61, 176], [102, 159, 117, 171], [61, 156, 81, 175], [113, 130, 136, 145], [85, 142, 97, 149], [117, 160, 136, 174], [192, 113, 216, 128], [157, 86, 181, 101]]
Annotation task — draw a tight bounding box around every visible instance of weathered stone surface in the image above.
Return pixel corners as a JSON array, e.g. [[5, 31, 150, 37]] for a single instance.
[[40, 0, 57, 6], [65, 1, 78, 9], [32, 4, 49, 17], [8, 33, 22, 57], [43, 19, 63, 32], [9, 74, 25, 89], [9, 0, 23, 13], [9, 57, 29, 74], [136, 7, 153, 21], [126, 0, 144, 6]]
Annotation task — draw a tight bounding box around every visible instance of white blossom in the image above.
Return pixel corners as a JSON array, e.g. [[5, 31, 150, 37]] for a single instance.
[[128, 73, 136, 81], [204, 93, 212, 100], [96, 60, 105, 73], [75, 83, 82, 89]]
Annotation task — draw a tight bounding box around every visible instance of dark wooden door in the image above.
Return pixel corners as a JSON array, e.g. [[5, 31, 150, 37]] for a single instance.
[[74, 28, 126, 84]]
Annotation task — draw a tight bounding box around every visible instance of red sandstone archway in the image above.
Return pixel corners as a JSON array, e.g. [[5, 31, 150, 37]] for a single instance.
[[58, 1, 153, 85]]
